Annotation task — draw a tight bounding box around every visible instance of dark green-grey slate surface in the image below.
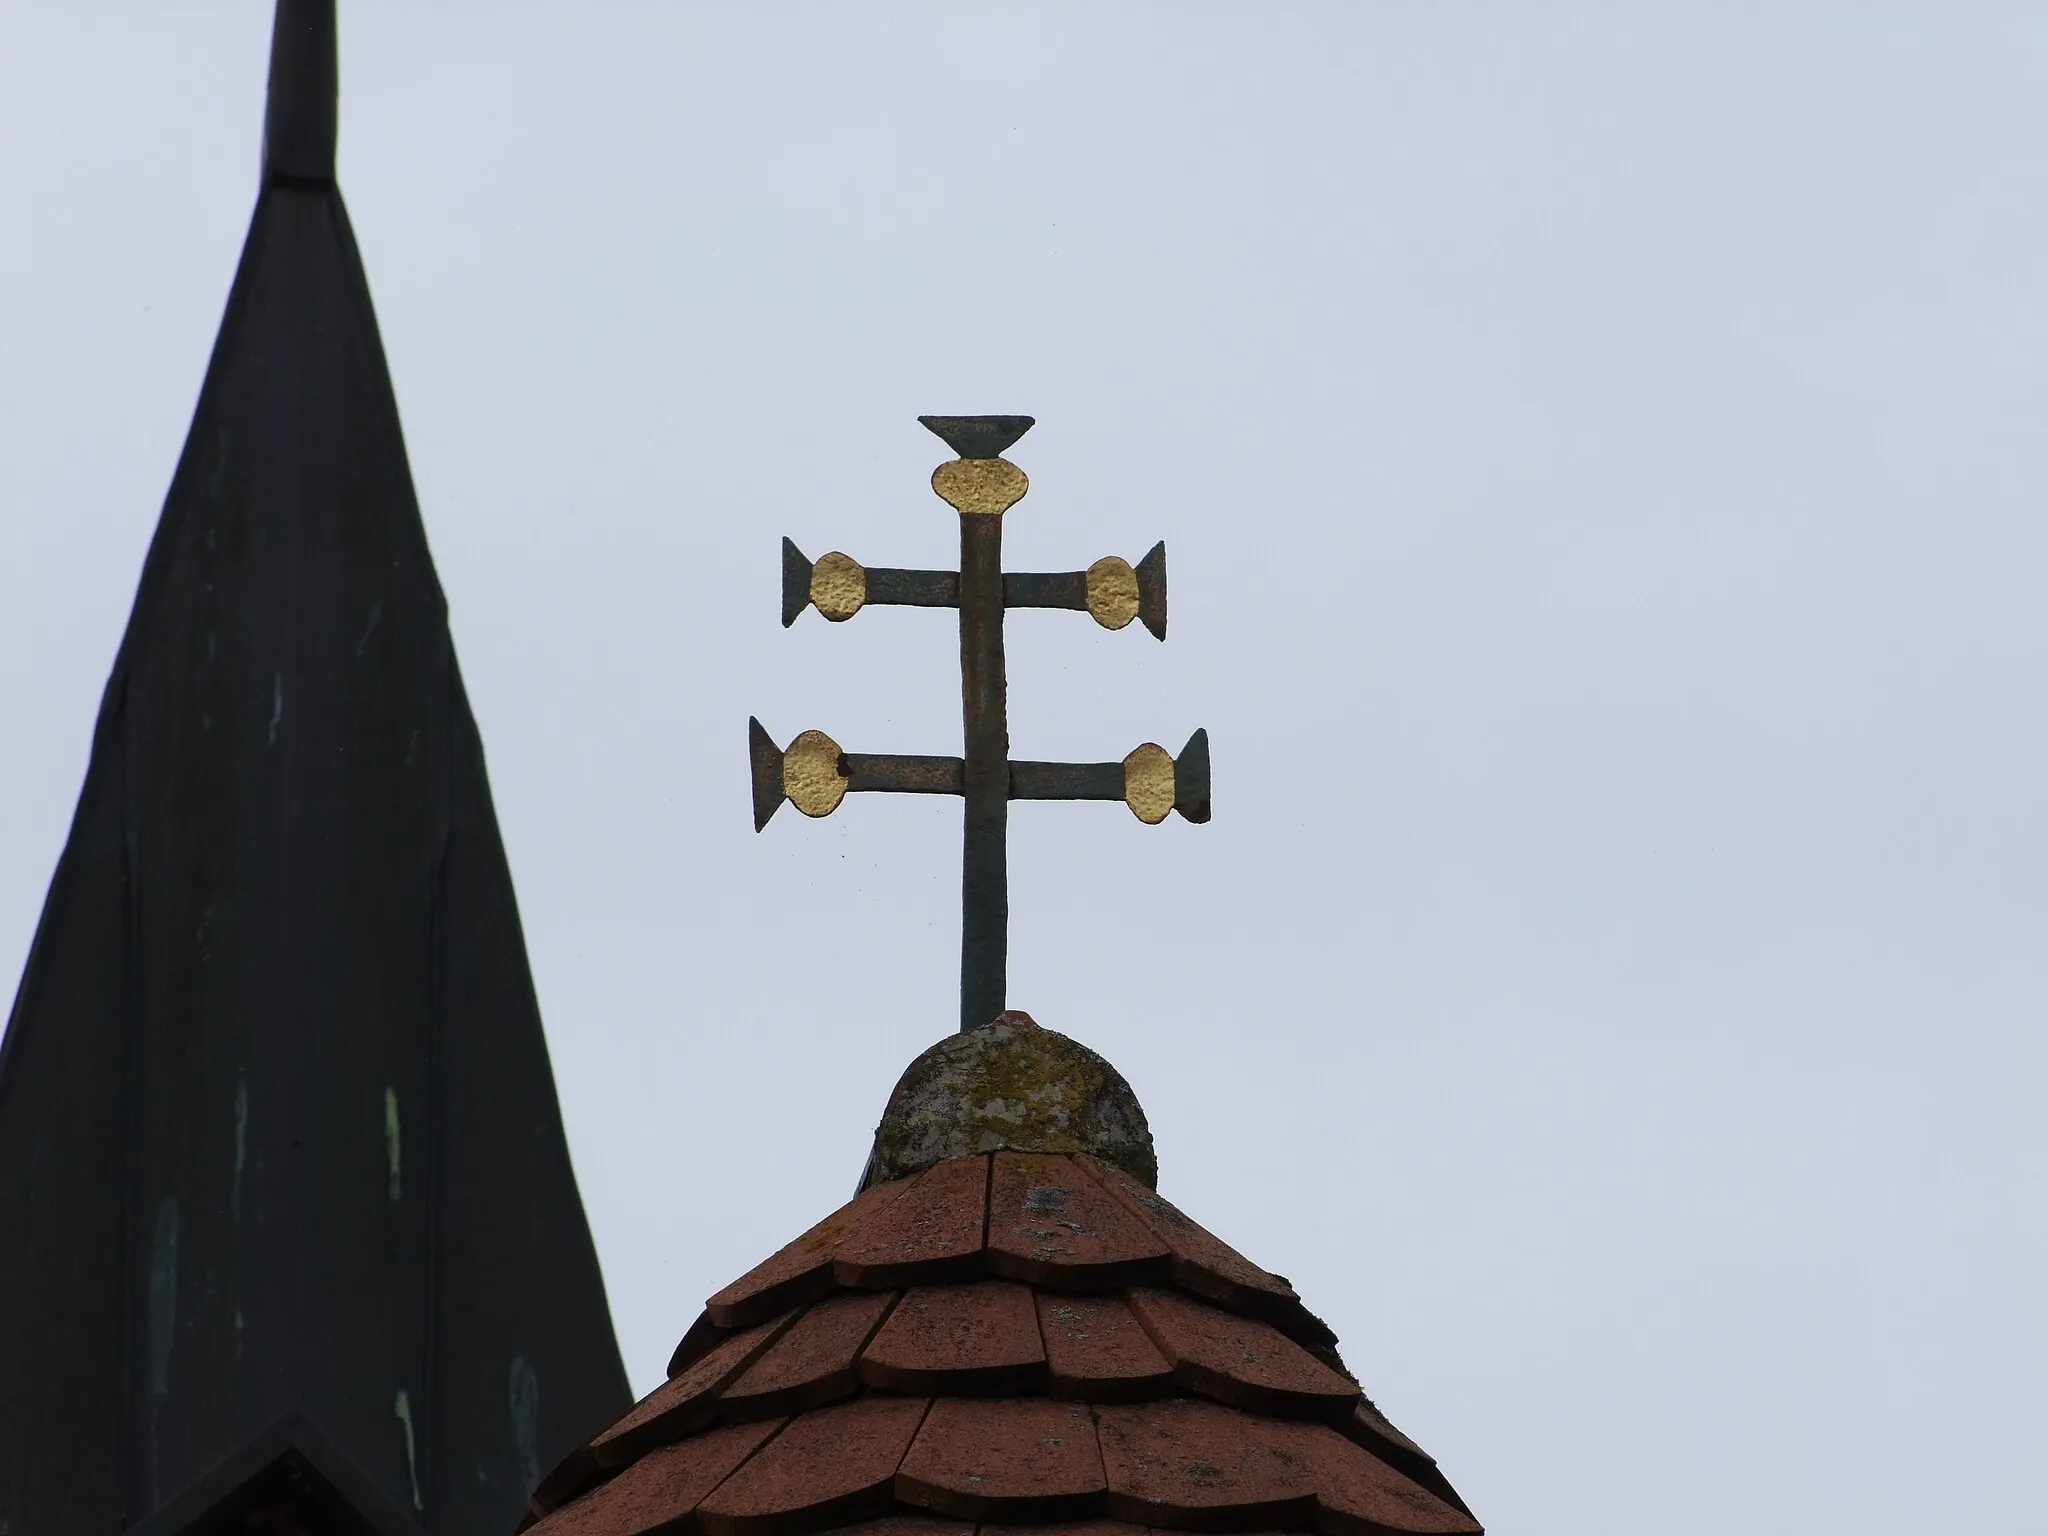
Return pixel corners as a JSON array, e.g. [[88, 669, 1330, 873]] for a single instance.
[[0, 3, 631, 1530]]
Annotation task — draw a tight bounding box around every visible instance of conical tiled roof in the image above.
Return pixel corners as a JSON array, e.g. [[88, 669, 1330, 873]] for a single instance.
[[525, 1023, 1480, 1536]]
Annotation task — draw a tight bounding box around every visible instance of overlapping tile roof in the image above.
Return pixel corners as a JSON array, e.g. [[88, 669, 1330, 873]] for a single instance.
[[525, 1145, 1480, 1535]]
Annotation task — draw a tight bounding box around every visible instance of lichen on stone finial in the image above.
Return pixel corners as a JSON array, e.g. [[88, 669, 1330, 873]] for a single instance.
[[860, 1011, 1156, 1190]]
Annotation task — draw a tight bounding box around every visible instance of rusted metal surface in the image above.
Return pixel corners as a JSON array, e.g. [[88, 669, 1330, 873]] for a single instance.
[[958, 510, 1010, 1030], [918, 415, 1036, 459], [1007, 761, 1124, 802], [750, 417, 1210, 1032], [842, 755, 966, 796], [870, 567, 962, 608]]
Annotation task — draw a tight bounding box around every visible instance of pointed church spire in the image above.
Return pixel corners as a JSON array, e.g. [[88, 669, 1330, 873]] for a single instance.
[[0, 6, 629, 1531], [264, 0, 337, 183]]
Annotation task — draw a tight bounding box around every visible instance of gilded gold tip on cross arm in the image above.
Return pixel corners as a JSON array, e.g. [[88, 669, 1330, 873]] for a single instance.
[[1120, 728, 1212, 824], [809, 552, 866, 621], [931, 458, 1029, 516], [783, 730, 849, 818], [747, 719, 852, 828], [1085, 556, 1140, 630]]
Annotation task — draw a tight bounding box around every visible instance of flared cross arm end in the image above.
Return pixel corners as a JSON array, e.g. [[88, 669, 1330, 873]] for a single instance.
[[751, 720, 1211, 828], [779, 538, 1166, 638], [918, 415, 1035, 460]]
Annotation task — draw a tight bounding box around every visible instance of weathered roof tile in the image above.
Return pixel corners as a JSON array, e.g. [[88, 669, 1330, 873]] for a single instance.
[[534, 1419, 784, 1536], [859, 1282, 1047, 1396], [837, 1158, 991, 1290], [986, 1153, 1170, 1290], [1340, 1406, 1471, 1521], [896, 1398, 1104, 1522], [697, 1395, 931, 1536], [594, 1314, 794, 1468], [724, 1293, 901, 1422], [1301, 1426, 1480, 1536], [1035, 1295, 1172, 1402], [712, 1179, 916, 1328], [1126, 1288, 1358, 1420], [1074, 1158, 1299, 1316], [545, 1153, 1481, 1536], [1095, 1398, 1318, 1531]]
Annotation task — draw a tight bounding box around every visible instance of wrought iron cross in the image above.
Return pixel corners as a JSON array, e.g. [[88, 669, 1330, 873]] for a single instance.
[[749, 415, 1209, 1032]]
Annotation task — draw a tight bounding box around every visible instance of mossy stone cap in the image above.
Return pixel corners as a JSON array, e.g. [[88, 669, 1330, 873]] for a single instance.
[[862, 1010, 1156, 1189]]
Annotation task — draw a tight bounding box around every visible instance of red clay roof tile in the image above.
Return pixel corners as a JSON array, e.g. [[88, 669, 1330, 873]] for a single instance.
[[859, 1282, 1048, 1396], [1036, 1294, 1173, 1402], [711, 1178, 916, 1329], [670, 1309, 740, 1378], [1126, 1288, 1358, 1421], [1095, 1398, 1319, 1531], [697, 1395, 931, 1536], [1096, 1400, 1478, 1536], [1298, 1427, 1479, 1536], [1339, 1408, 1470, 1521], [895, 1398, 1105, 1522], [836, 1157, 992, 1290], [724, 1293, 901, 1421], [546, 1153, 1482, 1536], [595, 1314, 796, 1469], [530, 1439, 607, 1520], [534, 1419, 784, 1536], [1075, 1158, 1300, 1316], [987, 1153, 1171, 1290]]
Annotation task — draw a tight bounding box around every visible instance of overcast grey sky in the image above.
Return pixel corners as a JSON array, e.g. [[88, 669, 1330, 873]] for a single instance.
[[5, 3, 2046, 1531]]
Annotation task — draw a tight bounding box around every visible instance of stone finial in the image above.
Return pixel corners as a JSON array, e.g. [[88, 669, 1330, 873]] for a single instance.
[[860, 1012, 1156, 1190]]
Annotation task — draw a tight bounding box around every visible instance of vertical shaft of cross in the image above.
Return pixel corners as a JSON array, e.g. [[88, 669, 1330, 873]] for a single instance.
[[958, 511, 1008, 1030]]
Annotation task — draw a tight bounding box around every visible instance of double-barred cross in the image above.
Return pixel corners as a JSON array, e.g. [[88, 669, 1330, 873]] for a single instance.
[[749, 415, 1210, 1033]]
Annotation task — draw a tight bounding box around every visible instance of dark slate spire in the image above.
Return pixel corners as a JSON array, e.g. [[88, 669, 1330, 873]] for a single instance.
[[0, 4, 631, 1531]]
